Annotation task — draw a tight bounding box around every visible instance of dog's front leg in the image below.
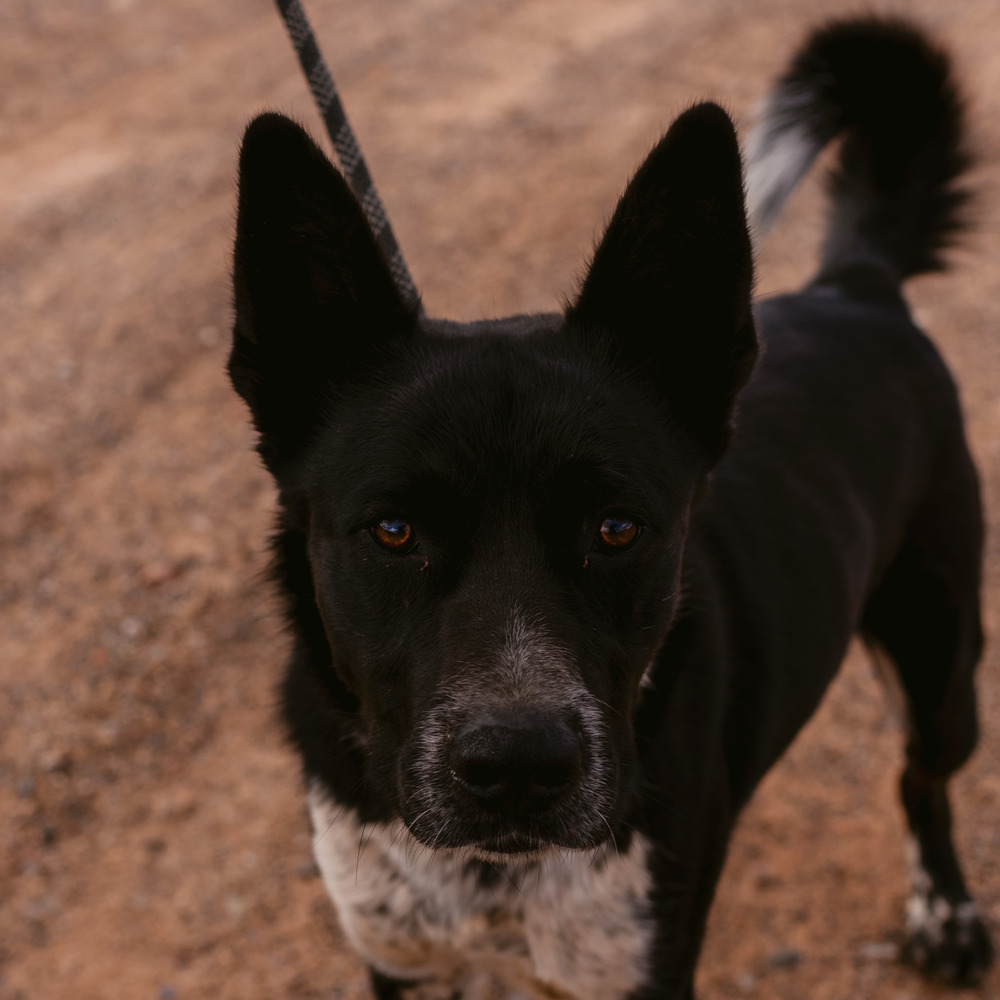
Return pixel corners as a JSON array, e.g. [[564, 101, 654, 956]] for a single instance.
[[368, 968, 464, 1000], [369, 969, 418, 1000], [370, 967, 535, 1000]]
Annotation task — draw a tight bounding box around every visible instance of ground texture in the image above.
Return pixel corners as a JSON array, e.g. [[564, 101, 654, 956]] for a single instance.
[[3, 1, 1000, 997]]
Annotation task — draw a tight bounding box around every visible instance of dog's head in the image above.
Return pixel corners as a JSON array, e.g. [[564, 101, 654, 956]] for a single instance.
[[230, 104, 755, 858]]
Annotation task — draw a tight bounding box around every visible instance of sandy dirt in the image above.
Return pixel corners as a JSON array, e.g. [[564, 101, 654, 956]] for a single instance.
[[2, 1, 1000, 998]]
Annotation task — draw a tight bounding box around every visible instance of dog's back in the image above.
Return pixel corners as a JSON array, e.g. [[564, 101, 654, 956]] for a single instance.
[[679, 17, 990, 983], [713, 17, 979, 780]]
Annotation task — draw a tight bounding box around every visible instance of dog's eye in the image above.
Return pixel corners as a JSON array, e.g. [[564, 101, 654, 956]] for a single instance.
[[372, 517, 415, 552], [597, 515, 639, 550]]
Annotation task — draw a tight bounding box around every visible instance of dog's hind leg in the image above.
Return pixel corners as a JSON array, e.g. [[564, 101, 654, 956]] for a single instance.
[[861, 460, 993, 984]]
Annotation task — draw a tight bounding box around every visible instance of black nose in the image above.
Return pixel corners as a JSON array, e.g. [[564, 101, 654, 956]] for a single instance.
[[449, 713, 583, 814]]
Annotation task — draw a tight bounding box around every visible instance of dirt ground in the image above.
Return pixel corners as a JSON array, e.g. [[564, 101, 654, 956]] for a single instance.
[[3, 1, 1000, 997]]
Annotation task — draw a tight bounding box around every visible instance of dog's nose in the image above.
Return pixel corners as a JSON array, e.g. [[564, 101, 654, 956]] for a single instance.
[[449, 714, 583, 813]]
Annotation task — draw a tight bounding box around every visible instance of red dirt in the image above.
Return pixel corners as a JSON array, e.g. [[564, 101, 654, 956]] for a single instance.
[[2, 1, 999, 998]]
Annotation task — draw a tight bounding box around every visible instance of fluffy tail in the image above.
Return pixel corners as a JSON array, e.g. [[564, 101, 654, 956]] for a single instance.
[[745, 17, 971, 284]]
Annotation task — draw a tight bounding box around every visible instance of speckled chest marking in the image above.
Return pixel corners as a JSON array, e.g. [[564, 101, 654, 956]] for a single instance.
[[308, 788, 655, 1000]]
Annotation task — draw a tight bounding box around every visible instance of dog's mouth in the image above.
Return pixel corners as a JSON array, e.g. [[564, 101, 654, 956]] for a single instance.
[[402, 799, 604, 852], [467, 819, 616, 861], [468, 834, 553, 862], [412, 819, 607, 862]]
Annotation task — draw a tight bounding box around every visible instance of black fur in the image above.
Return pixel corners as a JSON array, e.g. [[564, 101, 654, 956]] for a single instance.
[[793, 19, 971, 281], [230, 16, 991, 999]]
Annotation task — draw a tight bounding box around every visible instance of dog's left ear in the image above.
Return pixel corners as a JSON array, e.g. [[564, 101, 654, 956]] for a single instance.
[[567, 102, 757, 462]]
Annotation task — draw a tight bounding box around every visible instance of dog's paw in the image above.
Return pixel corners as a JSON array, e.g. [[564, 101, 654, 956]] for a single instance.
[[902, 893, 994, 984]]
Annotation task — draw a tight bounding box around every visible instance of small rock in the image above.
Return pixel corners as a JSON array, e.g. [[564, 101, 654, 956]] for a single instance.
[[768, 946, 802, 969], [22, 894, 60, 921], [297, 859, 320, 879], [749, 863, 781, 890], [120, 616, 145, 639], [140, 560, 179, 586], [39, 748, 71, 774], [857, 940, 899, 963]]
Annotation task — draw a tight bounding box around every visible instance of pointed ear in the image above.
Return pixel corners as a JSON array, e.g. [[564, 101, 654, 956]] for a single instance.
[[567, 102, 757, 461], [230, 113, 417, 472]]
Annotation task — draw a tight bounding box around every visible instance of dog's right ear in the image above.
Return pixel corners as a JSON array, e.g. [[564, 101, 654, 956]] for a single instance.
[[230, 113, 417, 472]]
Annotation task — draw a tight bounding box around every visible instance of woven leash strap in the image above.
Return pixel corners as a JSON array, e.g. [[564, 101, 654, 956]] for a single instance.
[[274, 0, 422, 313]]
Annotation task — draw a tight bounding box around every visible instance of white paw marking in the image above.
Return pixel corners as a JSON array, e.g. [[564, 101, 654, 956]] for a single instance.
[[904, 835, 981, 949]]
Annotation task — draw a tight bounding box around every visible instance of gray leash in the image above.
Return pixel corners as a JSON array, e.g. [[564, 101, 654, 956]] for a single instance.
[[274, 0, 422, 313]]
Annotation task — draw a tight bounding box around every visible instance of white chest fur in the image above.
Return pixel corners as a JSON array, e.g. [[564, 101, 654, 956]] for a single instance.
[[308, 788, 655, 1000]]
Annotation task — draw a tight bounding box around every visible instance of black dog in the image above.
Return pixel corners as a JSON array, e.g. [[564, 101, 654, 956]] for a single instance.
[[230, 17, 992, 999]]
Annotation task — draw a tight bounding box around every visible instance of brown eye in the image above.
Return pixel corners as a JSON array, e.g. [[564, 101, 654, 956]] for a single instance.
[[598, 515, 639, 549], [373, 518, 414, 551]]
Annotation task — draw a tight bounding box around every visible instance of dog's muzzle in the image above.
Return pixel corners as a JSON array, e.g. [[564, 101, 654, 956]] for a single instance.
[[400, 688, 618, 855]]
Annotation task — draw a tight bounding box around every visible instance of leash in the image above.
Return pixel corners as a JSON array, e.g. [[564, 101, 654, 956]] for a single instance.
[[273, 0, 422, 313]]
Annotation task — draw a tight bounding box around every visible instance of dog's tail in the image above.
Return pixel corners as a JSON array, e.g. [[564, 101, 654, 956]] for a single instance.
[[746, 16, 971, 285]]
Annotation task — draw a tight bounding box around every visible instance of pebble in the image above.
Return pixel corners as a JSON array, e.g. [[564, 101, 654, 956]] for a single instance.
[[296, 859, 320, 879], [857, 940, 899, 962], [39, 748, 70, 773], [120, 616, 145, 639], [140, 560, 179, 586], [22, 894, 60, 921], [768, 946, 802, 969]]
